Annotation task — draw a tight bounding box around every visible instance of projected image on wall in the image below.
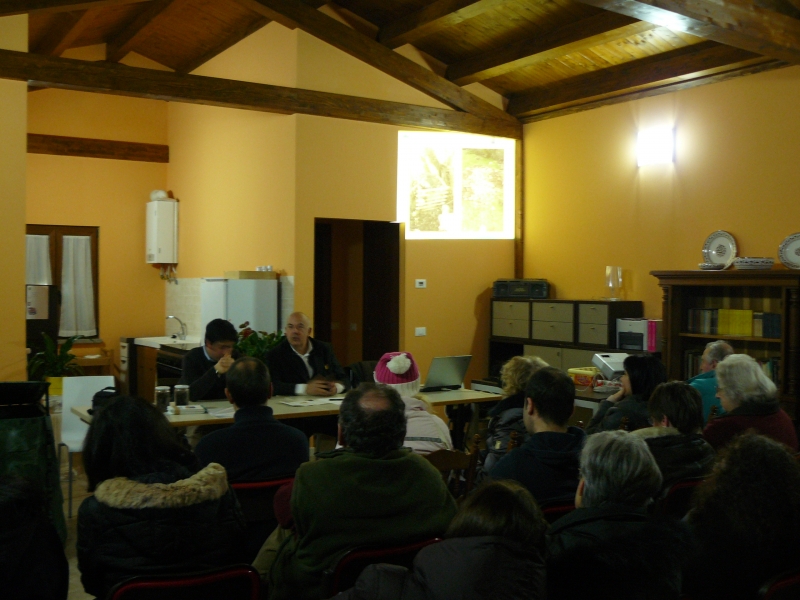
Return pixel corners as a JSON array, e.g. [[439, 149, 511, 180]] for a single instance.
[[398, 132, 515, 239]]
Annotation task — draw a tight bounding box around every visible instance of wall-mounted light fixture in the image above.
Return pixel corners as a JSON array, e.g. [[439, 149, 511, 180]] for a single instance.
[[637, 125, 674, 166]]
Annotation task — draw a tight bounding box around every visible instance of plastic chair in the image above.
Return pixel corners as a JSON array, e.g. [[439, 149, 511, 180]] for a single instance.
[[321, 538, 442, 598], [106, 564, 260, 600], [654, 476, 705, 519], [423, 434, 480, 500], [230, 477, 294, 562], [758, 568, 800, 600], [58, 375, 114, 517]]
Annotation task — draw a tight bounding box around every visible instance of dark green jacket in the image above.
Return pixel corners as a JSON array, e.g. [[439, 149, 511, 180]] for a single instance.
[[269, 448, 457, 600]]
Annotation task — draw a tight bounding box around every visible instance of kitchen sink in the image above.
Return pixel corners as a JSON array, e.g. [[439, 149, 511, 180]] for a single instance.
[[134, 335, 201, 349]]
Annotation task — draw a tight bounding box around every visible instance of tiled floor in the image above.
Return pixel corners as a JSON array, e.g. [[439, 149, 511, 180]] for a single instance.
[[62, 465, 93, 600]]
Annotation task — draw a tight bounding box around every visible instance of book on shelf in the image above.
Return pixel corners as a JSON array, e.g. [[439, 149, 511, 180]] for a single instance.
[[686, 308, 778, 338]]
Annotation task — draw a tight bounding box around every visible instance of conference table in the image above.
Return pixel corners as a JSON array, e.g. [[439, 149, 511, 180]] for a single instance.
[[72, 388, 501, 449]]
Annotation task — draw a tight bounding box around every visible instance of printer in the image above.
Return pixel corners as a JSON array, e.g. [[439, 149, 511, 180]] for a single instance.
[[592, 353, 629, 380]]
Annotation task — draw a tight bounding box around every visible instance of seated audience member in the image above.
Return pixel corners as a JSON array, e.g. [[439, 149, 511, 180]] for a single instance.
[[0, 477, 68, 600], [194, 356, 308, 481], [632, 381, 715, 490], [266, 312, 348, 397], [373, 351, 453, 454], [489, 367, 585, 505], [547, 431, 691, 600], [688, 340, 734, 422], [586, 354, 667, 433], [77, 396, 245, 599], [684, 433, 800, 600], [337, 480, 548, 600], [179, 318, 239, 402], [265, 384, 457, 600], [702, 354, 798, 451], [481, 355, 548, 473]]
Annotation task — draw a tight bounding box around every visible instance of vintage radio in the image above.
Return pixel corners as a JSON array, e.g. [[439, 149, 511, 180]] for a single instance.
[[493, 279, 549, 299]]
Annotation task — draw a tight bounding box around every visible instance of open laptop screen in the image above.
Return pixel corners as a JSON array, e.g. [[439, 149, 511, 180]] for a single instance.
[[421, 355, 472, 392]]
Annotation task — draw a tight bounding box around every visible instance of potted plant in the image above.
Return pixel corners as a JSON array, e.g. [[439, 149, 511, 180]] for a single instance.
[[235, 322, 284, 362], [28, 333, 84, 394]]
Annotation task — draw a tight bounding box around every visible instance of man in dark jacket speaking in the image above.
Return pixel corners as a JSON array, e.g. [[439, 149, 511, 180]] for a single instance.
[[266, 312, 348, 396]]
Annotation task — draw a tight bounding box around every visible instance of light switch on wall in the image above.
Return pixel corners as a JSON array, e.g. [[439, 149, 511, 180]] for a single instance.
[[415, 327, 426, 336]]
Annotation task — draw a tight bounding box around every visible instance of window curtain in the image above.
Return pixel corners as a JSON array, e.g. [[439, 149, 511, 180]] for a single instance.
[[25, 235, 52, 285], [59, 236, 97, 337]]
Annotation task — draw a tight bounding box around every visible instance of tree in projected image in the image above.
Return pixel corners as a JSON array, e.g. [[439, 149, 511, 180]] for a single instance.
[[462, 148, 504, 233], [409, 147, 454, 233]]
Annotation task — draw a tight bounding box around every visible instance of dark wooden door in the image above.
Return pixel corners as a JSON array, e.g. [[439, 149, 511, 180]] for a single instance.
[[313, 222, 333, 342], [362, 221, 400, 360]]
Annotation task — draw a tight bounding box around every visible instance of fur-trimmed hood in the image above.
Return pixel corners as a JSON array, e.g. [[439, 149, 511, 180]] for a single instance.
[[631, 426, 680, 439], [94, 463, 229, 510]]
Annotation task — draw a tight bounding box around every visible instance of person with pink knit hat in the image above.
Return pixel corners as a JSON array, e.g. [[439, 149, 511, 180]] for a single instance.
[[374, 352, 453, 455]]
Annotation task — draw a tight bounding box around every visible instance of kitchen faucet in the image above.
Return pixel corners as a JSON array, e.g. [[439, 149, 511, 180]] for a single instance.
[[166, 315, 187, 340]]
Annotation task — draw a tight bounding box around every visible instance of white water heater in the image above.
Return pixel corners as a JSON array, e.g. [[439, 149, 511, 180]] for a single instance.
[[146, 199, 178, 264]]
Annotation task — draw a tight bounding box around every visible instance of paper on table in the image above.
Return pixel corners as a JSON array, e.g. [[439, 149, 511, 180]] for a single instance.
[[280, 398, 338, 407], [208, 406, 235, 418]]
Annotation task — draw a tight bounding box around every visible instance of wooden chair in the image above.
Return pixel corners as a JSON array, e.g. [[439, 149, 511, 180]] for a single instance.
[[424, 434, 481, 500], [758, 567, 800, 600], [653, 476, 705, 519], [230, 478, 294, 562], [321, 538, 442, 598], [106, 564, 260, 600]]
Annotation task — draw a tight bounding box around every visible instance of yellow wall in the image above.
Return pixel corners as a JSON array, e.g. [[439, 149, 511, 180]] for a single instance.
[[167, 24, 298, 279], [524, 66, 800, 318], [25, 47, 169, 361], [0, 15, 28, 380]]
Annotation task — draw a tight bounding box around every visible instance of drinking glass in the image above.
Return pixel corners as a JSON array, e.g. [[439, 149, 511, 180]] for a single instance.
[[606, 266, 623, 300]]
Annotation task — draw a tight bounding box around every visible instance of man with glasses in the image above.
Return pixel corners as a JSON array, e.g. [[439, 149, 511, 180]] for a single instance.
[[179, 318, 239, 402]]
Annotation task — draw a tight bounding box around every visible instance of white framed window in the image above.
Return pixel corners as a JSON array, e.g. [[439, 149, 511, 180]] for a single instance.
[[397, 132, 516, 240]]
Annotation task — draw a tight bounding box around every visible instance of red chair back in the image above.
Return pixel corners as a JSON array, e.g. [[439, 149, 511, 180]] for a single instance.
[[322, 538, 442, 598], [107, 564, 260, 600], [655, 477, 705, 519], [230, 478, 294, 561], [759, 568, 800, 600], [541, 502, 576, 524]]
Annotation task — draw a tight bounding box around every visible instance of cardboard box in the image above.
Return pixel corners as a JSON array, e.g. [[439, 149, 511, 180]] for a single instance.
[[224, 271, 278, 280]]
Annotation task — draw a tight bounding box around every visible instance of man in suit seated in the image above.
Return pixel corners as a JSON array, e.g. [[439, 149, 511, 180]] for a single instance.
[[179, 318, 238, 402], [194, 356, 308, 482], [265, 383, 457, 600], [489, 367, 586, 506], [266, 312, 348, 396]]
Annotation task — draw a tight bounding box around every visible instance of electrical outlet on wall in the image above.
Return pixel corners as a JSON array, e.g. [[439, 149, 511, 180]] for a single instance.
[[415, 279, 427, 289]]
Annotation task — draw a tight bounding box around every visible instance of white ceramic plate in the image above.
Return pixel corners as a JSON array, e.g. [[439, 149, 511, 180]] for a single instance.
[[702, 231, 737, 268], [699, 263, 725, 270], [779, 233, 800, 269], [733, 257, 774, 270]]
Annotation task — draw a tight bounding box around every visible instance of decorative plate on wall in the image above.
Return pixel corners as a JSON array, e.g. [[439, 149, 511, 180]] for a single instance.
[[702, 231, 737, 269], [779, 233, 800, 269]]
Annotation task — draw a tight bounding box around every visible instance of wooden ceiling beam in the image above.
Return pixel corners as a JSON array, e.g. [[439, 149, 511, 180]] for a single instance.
[[106, 0, 178, 63], [28, 133, 169, 162], [575, 0, 800, 64], [0, 48, 522, 138], [447, 12, 656, 85], [377, 0, 509, 50], [234, 0, 520, 131], [0, 0, 148, 16], [32, 8, 97, 56], [508, 41, 770, 118]]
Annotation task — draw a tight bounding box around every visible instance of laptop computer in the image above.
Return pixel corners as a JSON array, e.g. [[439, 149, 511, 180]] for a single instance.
[[420, 355, 472, 392]]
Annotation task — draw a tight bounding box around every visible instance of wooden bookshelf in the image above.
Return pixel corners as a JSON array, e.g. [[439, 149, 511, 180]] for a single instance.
[[651, 270, 800, 418]]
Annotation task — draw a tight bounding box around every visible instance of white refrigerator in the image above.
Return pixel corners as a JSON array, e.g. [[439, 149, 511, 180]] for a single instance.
[[200, 278, 280, 334]]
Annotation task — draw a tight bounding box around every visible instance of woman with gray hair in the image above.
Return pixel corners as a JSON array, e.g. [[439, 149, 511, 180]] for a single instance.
[[702, 354, 797, 451], [547, 431, 691, 600]]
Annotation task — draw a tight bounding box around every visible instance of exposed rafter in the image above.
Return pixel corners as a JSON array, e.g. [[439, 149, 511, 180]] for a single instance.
[[0, 49, 522, 138], [33, 8, 97, 56], [447, 13, 656, 85], [0, 0, 147, 16], [233, 0, 520, 127], [28, 133, 169, 162], [508, 41, 775, 119], [174, 15, 271, 74], [106, 0, 178, 63], [575, 0, 800, 64], [378, 0, 509, 50]]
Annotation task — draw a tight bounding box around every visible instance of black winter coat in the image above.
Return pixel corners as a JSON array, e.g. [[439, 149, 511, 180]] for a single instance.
[[335, 536, 546, 600], [77, 462, 246, 599]]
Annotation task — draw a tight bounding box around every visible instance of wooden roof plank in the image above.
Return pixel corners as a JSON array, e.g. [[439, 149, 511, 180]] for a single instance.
[[233, 0, 520, 129], [174, 14, 271, 74], [446, 12, 657, 84], [575, 0, 800, 64], [33, 8, 96, 55], [0, 0, 148, 16], [106, 0, 178, 63], [507, 41, 765, 117], [0, 48, 522, 138], [378, 0, 510, 50]]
